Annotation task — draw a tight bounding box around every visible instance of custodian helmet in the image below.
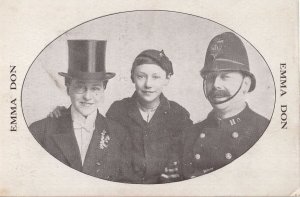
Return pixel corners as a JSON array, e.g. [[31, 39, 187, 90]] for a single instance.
[[200, 32, 256, 92]]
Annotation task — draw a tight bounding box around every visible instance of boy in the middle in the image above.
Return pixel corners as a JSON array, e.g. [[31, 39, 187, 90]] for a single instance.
[[106, 49, 192, 183]]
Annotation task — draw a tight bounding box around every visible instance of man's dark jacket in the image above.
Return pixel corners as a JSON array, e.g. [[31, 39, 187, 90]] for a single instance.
[[29, 107, 135, 183]]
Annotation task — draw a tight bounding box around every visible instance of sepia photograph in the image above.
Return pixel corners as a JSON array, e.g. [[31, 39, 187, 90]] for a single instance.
[[22, 11, 275, 183], [0, 1, 298, 196]]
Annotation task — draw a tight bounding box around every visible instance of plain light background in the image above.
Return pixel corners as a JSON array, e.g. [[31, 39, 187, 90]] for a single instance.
[[22, 11, 275, 125], [1, 1, 298, 196]]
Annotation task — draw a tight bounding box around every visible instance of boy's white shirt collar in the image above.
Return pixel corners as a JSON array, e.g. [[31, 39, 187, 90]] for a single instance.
[[136, 102, 159, 123]]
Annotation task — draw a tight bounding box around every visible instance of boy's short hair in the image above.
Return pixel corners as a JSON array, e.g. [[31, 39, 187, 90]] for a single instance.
[[131, 49, 173, 82]]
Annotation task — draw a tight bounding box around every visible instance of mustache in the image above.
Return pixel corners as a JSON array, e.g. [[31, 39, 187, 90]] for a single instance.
[[208, 89, 231, 98]]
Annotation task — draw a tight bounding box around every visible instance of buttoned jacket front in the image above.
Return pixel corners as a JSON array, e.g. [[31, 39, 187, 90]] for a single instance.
[[106, 92, 193, 184], [182, 104, 269, 179]]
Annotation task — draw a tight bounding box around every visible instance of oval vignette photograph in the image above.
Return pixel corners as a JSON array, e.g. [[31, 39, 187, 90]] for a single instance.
[[21, 11, 275, 184]]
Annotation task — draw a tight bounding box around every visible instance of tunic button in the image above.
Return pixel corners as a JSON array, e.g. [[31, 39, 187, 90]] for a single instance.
[[200, 133, 206, 138], [232, 132, 239, 138], [195, 154, 201, 160], [225, 153, 232, 160]]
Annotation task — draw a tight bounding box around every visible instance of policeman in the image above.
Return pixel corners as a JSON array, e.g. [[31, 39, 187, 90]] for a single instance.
[[182, 32, 270, 179]]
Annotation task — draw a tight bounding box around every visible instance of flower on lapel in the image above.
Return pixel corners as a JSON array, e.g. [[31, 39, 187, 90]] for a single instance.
[[99, 129, 110, 150]]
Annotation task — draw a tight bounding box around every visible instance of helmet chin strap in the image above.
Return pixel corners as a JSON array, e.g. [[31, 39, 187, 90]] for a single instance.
[[204, 77, 244, 105]]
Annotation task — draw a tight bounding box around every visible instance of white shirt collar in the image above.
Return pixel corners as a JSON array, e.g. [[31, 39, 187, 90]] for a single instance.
[[136, 102, 159, 123], [71, 106, 97, 132]]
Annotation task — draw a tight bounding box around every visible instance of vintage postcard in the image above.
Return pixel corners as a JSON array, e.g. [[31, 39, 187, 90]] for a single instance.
[[0, 0, 299, 196]]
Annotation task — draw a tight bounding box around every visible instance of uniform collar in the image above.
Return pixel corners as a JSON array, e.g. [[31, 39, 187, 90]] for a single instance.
[[206, 103, 251, 128]]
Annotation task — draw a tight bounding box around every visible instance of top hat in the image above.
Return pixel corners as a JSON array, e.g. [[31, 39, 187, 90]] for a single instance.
[[200, 32, 256, 92], [59, 40, 115, 81]]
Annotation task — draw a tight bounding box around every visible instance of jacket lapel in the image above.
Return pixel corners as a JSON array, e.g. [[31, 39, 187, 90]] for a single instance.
[[82, 113, 109, 175], [51, 108, 83, 171], [127, 92, 171, 127], [148, 93, 170, 126], [127, 93, 146, 127]]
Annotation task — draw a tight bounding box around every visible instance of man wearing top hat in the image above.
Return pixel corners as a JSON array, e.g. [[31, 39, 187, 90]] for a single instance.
[[182, 32, 270, 179], [29, 40, 134, 182]]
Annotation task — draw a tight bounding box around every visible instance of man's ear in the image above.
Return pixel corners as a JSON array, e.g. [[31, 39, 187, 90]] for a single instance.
[[242, 76, 251, 93]]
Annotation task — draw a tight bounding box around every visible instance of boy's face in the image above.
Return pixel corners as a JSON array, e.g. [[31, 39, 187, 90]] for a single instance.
[[133, 64, 170, 104], [68, 79, 104, 117]]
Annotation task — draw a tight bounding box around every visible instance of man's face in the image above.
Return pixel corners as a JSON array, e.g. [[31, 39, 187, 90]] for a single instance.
[[133, 64, 170, 104], [204, 71, 245, 105], [68, 79, 104, 117]]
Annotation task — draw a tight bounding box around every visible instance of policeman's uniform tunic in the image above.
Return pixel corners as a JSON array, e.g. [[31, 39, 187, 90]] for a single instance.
[[106, 92, 193, 184], [182, 104, 269, 179]]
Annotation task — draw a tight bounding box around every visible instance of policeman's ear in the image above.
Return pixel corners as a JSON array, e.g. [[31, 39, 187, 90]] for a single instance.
[[242, 75, 251, 94]]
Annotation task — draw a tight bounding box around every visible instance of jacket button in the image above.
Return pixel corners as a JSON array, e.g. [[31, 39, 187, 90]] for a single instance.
[[225, 153, 232, 160], [200, 133, 205, 138], [195, 154, 201, 160], [232, 132, 239, 138]]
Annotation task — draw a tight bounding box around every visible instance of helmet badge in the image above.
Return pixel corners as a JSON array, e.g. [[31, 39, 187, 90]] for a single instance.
[[210, 39, 224, 59]]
